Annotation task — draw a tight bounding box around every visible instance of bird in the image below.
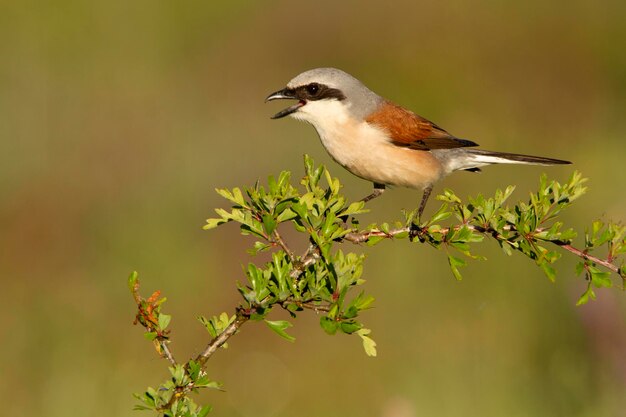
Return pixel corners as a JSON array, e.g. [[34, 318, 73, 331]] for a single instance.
[[265, 68, 571, 218]]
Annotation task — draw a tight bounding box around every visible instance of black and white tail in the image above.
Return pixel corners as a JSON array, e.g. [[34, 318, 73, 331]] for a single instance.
[[444, 149, 571, 172]]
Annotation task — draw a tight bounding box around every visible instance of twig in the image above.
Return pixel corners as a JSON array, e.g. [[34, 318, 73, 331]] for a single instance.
[[299, 301, 331, 313], [195, 308, 250, 366], [289, 242, 321, 279], [130, 279, 178, 366], [177, 222, 620, 374], [558, 243, 619, 274], [160, 341, 177, 365], [192, 242, 323, 367], [342, 224, 621, 274], [282, 299, 332, 314], [272, 230, 294, 261]]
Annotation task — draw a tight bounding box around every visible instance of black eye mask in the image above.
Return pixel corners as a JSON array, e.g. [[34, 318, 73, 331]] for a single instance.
[[265, 83, 346, 119]]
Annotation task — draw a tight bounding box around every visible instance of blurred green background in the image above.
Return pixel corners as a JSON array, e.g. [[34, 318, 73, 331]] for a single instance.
[[1, 1, 625, 416]]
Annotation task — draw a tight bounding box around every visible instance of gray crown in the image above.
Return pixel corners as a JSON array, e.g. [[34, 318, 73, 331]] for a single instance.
[[287, 68, 384, 119]]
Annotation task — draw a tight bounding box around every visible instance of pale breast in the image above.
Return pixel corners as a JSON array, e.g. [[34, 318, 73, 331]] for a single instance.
[[292, 100, 445, 189], [314, 115, 444, 189]]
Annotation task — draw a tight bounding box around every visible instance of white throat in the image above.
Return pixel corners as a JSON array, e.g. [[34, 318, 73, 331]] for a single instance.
[[291, 100, 351, 133], [291, 101, 366, 164]]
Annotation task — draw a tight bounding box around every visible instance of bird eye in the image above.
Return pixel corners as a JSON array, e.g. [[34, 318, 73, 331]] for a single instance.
[[306, 83, 320, 96]]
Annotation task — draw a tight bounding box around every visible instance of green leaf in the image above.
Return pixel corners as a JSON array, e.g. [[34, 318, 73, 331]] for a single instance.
[[576, 285, 596, 306], [132, 404, 153, 411], [197, 380, 223, 390], [340, 320, 362, 334], [170, 364, 185, 385], [327, 304, 339, 319], [187, 360, 201, 380], [357, 328, 377, 357], [366, 235, 385, 246], [158, 313, 172, 330], [540, 262, 557, 282], [303, 154, 314, 177], [262, 214, 277, 234], [340, 201, 367, 217], [198, 315, 217, 338], [320, 316, 338, 335], [429, 204, 452, 224], [203, 217, 228, 230], [438, 188, 461, 204], [355, 295, 375, 310], [197, 405, 213, 417], [276, 207, 298, 223], [215, 188, 235, 203], [343, 305, 359, 319], [589, 267, 612, 288], [264, 320, 295, 342], [291, 202, 308, 219], [128, 271, 138, 291], [447, 254, 466, 281], [232, 187, 245, 206], [249, 241, 271, 255], [268, 175, 278, 195]]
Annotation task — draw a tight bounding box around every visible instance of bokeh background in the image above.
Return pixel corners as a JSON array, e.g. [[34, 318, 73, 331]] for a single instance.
[[1, 1, 625, 416]]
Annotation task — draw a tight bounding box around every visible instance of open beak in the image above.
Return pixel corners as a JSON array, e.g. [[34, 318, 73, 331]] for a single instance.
[[265, 88, 304, 119]]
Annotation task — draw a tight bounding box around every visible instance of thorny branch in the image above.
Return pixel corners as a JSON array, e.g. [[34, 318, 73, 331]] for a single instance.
[[195, 307, 250, 366], [289, 242, 321, 278], [558, 244, 619, 274], [271, 229, 295, 261], [193, 241, 328, 363], [133, 220, 621, 373], [282, 299, 332, 314], [343, 224, 621, 274], [159, 341, 177, 366]]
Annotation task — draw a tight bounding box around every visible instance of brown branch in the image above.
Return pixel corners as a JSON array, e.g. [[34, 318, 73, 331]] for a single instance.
[[558, 243, 620, 274], [195, 308, 250, 366], [272, 229, 294, 261], [343, 228, 405, 243], [282, 299, 332, 314], [289, 242, 321, 279], [342, 224, 621, 274], [343, 223, 529, 243], [193, 242, 323, 368], [159, 341, 177, 365]]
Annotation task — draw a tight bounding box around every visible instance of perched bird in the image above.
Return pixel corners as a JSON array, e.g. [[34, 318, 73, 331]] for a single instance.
[[266, 68, 571, 217]]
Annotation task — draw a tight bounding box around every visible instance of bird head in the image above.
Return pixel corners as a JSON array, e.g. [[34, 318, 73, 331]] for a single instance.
[[265, 68, 382, 126]]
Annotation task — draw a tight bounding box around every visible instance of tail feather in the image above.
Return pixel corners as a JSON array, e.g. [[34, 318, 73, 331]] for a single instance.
[[468, 149, 571, 166], [437, 149, 572, 172]]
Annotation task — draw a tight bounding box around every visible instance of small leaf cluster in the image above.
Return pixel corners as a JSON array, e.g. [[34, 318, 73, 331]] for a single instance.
[[422, 172, 587, 281], [198, 313, 235, 348], [576, 221, 626, 305], [205, 155, 376, 355], [129, 271, 172, 354], [133, 361, 220, 417], [355, 171, 622, 304], [130, 274, 221, 417]]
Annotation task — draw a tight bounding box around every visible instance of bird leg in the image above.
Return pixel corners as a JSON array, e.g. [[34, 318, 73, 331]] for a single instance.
[[360, 183, 386, 203], [407, 185, 434, 241], [417, 185, 433, 219]]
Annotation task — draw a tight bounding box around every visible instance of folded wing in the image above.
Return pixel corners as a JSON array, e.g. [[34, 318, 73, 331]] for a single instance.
[[366, 101, 478, 150]]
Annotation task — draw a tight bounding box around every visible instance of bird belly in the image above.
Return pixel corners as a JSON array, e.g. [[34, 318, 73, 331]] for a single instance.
[[314, 121, 444, 189]]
